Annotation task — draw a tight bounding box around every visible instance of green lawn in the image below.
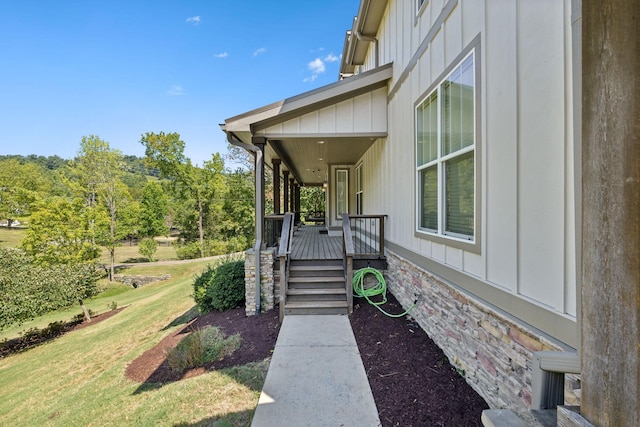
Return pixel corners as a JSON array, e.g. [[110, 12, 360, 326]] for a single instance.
[[0, 258, 265, 426], [0, 228, 178, 262], [0, 227, 26, 248]]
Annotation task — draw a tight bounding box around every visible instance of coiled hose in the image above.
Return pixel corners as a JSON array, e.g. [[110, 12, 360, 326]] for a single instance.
[[352, 267, 416, 318]]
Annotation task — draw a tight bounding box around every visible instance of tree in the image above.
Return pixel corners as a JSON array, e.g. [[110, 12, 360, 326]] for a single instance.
[[138, 237, 158, 261], [0, 159, 51, 227], [220, 169, 255, 249], [0, 247, 100, 329], [74, 135, 128, 280], [139, 181, 169, 238], [21, 197, 109, 265], [140, 132, 226, 258]]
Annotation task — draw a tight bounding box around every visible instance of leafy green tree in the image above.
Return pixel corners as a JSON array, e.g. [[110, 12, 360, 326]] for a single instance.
[[0, 247, 100, 329], [0, 159, 51, 227], [300, 186, 325, 215], [140, 132, 226, 258], [74, 135, 129, 280], [138, 237, 158, 261], [21, 197, 109, 265], [220, 169, 254, 247], [139, 181, 169, 238]]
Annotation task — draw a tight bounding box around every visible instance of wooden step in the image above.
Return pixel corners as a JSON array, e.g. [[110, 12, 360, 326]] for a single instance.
[[284, 300, 349, 315], [288, 288, 346, 295], [287, 288, 347, 302], [290, 265, 343, 271], [288, 276, 344, 284]]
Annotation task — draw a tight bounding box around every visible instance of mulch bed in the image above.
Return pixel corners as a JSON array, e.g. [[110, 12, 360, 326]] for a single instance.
[[125, 293, 488, 426], [0, 308, 126, 358], [350, 293, 488, 426], [3, 295, 488, 426]]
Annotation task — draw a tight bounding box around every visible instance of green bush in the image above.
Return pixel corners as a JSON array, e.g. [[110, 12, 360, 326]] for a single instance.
[[207, 260, 245, 311], [175, 241, 201, 260], [193, 265, 217, 313], [192, 259, 245, 313], [138, 238, 158, 261], [166, 326, 241, 372]]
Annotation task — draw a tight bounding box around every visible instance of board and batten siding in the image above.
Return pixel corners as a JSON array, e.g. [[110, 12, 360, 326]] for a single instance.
[[358, 0, 578, 346], [258, 87, 388, 136]]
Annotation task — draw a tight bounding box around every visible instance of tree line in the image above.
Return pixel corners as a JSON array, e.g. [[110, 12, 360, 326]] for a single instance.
[[0, 133, 255, 329]]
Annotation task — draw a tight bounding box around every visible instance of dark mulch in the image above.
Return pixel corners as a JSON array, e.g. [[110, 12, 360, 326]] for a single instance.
[[125, 293, 487, 426], [3, 294, 488, 425], [351, 293, 488, 426], [125, 307, 281, 384], [0, 308, 126, 359]]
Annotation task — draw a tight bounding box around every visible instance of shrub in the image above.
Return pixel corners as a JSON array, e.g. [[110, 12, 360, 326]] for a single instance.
[[138, 238, 158, 261], [193, 265, 217, 313], [207, 260, 245, 311], [175, 241, 201, 260], [166, 326, 241, 372], [193, 259, 245, 313]]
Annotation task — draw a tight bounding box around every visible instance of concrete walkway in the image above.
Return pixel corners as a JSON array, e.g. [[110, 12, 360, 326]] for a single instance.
[[251, 315, 381, 427]]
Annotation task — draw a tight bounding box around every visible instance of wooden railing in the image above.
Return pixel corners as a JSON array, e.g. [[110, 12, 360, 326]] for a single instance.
[[278, 213, 295, 321], [342, 214, 354, 314], [346, 214, 386, 258], [264, 214, 285, 248]]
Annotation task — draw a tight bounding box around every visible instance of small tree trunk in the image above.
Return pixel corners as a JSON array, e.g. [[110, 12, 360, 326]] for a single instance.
[[79, 300, 91, 322], [198, 200, 205, 258], [110, 248, 115, 281]]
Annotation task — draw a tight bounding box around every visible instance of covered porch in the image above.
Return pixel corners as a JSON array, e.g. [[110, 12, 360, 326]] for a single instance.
[[221, 65, 392, 317]]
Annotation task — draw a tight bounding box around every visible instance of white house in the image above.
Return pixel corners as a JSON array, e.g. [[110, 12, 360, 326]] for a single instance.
[[222, 1, 639, 424]]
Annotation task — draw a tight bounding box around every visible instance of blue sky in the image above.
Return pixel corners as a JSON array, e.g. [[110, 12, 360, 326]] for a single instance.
[[0, 0, 359, 166]]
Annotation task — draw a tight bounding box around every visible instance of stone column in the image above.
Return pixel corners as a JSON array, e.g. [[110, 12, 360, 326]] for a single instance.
[[283, 170, 290, 213], [272, 159, 281, 214], [581, 0, 640, 425]]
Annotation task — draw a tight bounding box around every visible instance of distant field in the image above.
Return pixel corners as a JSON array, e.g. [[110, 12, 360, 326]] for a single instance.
[[100, 237, 178, 264], [0, 228, 178, 262], [0, 227, 26, 248], [0, 258, 263, 426]]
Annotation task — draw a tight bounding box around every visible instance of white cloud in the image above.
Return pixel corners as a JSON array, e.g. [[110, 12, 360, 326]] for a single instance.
[[303, 52, 340, 83], [214, 52, 228, 58], [167, 85, 185, 96], [324, 53, 339, 63], [308, 58, 325, 74], [253, 47, 267, 57], [186, 16, 201, 25]]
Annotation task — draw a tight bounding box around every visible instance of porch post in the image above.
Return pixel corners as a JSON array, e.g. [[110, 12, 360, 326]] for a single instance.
[[294, 183, 301, 224], [289, 177, 295, 216], [580, 0, 640, 425], [252, 137, 266, 248], [283, 170, 290, 213], [272, 159, 281, 214]]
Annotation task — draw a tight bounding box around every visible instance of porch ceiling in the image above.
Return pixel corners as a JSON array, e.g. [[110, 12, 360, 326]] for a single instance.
[[221, 63, 392, 185]]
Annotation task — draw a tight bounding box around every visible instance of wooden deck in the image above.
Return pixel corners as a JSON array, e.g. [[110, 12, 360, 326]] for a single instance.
[[290, 226, 342, 260]]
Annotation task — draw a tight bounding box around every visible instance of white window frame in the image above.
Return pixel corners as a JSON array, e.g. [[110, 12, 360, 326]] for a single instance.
[[415, 49, 477, 247], [356, 163, 363, 215], [336, 169, 349, 217]]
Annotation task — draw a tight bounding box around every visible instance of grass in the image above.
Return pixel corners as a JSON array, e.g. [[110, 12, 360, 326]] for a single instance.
[[0, 257, 267, 426], [0, 227, 26, 248], [0, 228, 178, 263], [100, 238, 178, 264]]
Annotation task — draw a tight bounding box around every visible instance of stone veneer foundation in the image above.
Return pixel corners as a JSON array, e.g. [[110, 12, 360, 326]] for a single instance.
[[244, 248, 280, 316], [384, 249, 580, 411]]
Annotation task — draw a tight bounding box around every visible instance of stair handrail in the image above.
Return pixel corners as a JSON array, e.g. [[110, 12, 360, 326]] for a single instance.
[[342, 213, 354, 314], [278, 212, 295, 321]]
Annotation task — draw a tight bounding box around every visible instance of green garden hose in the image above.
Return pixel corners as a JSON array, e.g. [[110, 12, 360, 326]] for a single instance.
[[352, 267, 416, 318]]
